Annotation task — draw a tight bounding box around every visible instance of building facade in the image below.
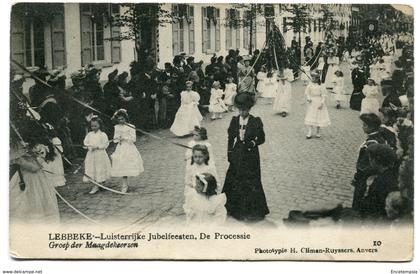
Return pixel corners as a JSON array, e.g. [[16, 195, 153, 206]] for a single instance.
[[10, 3, 351, 89]]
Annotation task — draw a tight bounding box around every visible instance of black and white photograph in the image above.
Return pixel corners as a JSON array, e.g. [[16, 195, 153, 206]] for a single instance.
[[7, 2, 415, 263]]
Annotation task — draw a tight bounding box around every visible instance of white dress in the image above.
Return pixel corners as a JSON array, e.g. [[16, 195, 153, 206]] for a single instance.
[[209, 88, 227, 113], [83, 130, 111, 183], [170, 90, 203, 136], [273, 80, 292, 113], [10, 155, 60, 224], [325, 56, 339, 89], [261, 76, 277, 98], [361, 85, 380, 115], [332, 76, 346, 102], [256, 71, 267, 94], [185, 140, 216, 173], [224, 83, 237, 106], [42, 137, 66, 187], [304, 83, 331, 127], [183, 191, 227, 225], [111, 124, 144, 177]]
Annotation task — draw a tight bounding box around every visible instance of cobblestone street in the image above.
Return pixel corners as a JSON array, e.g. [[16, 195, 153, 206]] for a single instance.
[[57, 66, 368, 226]]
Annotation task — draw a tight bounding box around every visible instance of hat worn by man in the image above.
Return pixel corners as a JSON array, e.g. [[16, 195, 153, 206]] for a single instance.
[[48, 69, 66, 83], [118, 71, 129, 82], [108, 69, 118, 80], [70, 70, 86, 81], [234, 92, 255, 110]]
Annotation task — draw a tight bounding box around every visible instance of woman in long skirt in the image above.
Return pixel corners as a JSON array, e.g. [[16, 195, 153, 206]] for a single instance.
[[222, 92, 269, 221]]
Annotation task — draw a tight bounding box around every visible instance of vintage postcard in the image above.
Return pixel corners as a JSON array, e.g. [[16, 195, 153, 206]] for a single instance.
[[9, 2, 414, 260]]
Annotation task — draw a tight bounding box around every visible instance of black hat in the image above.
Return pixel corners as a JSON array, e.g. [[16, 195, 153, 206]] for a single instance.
[[108, 69, 118, 80], [187, 56, 195, 62], [118, 71, 129, 82], [234, 92, 255, 110]]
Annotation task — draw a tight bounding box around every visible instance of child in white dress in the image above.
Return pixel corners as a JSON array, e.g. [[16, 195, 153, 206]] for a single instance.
[[304, 72, 331, 139], [185, 126, 216, 172], [273, 71, 292, 117], [183, 173, 227, 225], [256, 66, 267, 95], [42, 136, 66, 187], [111, 109, 144, 193], [361, 78, 380, 116], [332, 70, 345, 109], [261, 71, 277, 99], [170, 81, 203, 136], [83, 117, 112, 194], [185, 144, 219, 194], [209, 81, 227, 120], [224, 76, 237, 111]]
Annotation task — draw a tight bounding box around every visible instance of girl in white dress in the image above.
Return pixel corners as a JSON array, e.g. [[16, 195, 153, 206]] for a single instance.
[[183, 173, 227, 225], [184, 144, 219, 195], [42, 136, 66, 187], [170, 81, 203, 136], [83, 116, 112, 194], [324, 55, 340, 89], [361, 78, 380, 116], [111, 109, 144, 193], [304, 72, 331, 139], [224, 76, 237, 111], [209, 81, 227, 120], [10, 141, 60, 224], [256, 66, 267, 95], [332, 70, 345, 109], [261, 70, 278, 100], [185, 126, 216, 172], [273, 71, 292, 117]]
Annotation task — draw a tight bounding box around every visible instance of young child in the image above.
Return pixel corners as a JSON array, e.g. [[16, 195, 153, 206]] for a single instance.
[[332, 70, 345, 109], [273, 71, 292, 117], [111, 109, 144, 193], [185, 126, 216, 171], [170, 81, 203, 136], [83, 116, 112, 194], [208, 81, 227, 120], [261, 70, 277, 100], [361, 78, 380, 116], [256, 66, 267, 95], [224, 75, 237, 111], [184, 144, 219, 194], [183, 173, 227, 225], [304, 71, 331, 139]]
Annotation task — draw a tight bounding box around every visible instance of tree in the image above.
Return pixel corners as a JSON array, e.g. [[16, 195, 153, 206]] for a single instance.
[[111, 3, 172, 65], [225, 4, 270, 55], [283, 4, 311, 48]]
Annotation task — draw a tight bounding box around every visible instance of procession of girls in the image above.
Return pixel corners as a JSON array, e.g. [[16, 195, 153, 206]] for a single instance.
[[10, 30, 413, 225]]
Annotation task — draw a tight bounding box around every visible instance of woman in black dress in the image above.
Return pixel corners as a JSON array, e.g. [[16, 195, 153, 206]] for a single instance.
[[223, 92, 269, 221]]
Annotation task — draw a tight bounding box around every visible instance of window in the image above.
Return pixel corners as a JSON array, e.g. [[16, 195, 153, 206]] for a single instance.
[[202, 6, 220, 53], [80, 4, 106, 65], [10, 3, 66, 69], [172, 4, 195, 55], [226, 9, 239, 50]]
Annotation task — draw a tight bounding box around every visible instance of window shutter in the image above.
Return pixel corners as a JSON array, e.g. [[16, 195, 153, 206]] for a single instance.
[[51, 8, 66, 68], [283, 17, 287, 33], [188, 6, 194, 54], [111, 4, 121, 63], [179, 19, 184, 52], [172, 18, 179, 55], [202, 7, 207, 53], [235, 11, 240, 49], [215, 10, 220, 52], [225, 9, 231, 49], [10, 15, 26, 66], [80, 6, 93, 66]]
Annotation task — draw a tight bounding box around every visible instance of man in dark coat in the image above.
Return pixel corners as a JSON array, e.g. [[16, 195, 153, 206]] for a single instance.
[[359, 143, 399, 220], [381, 80, 402, 109], [223, 92, 269, 221], [103, 69, 120, 117], [350, 57, 369, 111], [352, 113, 387, 212]]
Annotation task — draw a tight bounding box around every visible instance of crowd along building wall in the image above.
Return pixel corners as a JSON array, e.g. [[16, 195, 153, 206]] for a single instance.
[[10, 3, 351, 93]]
